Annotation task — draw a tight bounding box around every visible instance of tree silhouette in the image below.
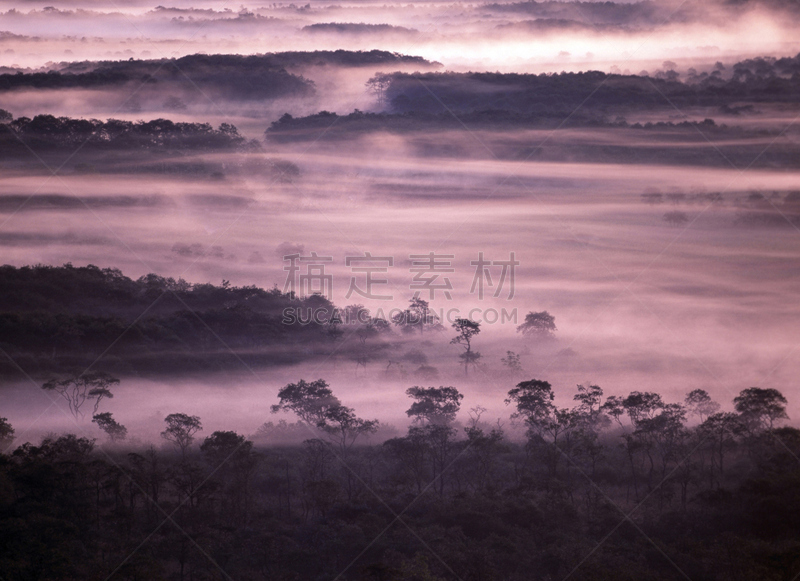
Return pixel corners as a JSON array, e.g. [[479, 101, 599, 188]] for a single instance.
[[161, 413, 203, 457], [92, 412, 128, 442], [506, 379, 575, 475], [516, 311, 557, 339], [405, 386, 464, 425], [365, 73, 391, 108], [501, 351, 524, 377], [392, 297, 442, 335], [271, 379, 342, 426], [272, 378, 378, 453], [0, 416, 14, 450], [734, 387, 788, 431], [685, 389, 720, 423], [42, 372, 120, 419], [506, 379, 555, 424], [451, 317, 481, 375], [318, 405, 379, 454]]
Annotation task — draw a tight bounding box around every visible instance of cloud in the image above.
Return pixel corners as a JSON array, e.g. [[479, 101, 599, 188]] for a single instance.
[[0, 231, 113, 246], [275, 242, 304, 258], [171, 242, 229, 259], [0, 194, 166, 211]]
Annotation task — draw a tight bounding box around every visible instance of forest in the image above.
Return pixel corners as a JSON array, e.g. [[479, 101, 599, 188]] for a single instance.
[[0, 264, 348, 376], [0, 115, 252, 154], [0, 51, 439, 98], [0, 376, 798, 580], [375, 54, 800, 116]]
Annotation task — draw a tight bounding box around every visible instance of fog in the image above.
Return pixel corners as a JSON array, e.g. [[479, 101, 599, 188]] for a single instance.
[[0, 0, 799, 451], [2, 125, 799, 443], [0, 0, 799, 74]]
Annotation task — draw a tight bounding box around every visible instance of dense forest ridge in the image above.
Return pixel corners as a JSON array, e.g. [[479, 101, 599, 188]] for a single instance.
[[370, 53, 800, 116], [0, 264, 552, 377], [267, 109, 729, 135], [0, 263, 344, 376], [0, 50, 440, 97], [0, 114, 258, 153], [0, 372, 797, 579]]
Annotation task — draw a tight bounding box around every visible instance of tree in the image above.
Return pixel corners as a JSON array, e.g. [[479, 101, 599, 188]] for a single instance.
[[200, 431, 259, 519], [401, 386, 464, 496], [318, 405, 379, 454], [505, 379, 575, 476], [392, 297, 442, 335], [621, 391, 665, 425], [516, 311, 557, 339], [573, 384, 605, 425], [365, 73, 391, 108], [734, 387, 788, 431], [501, 351, 524, 377], [600, 395, 626, 428], [92, 412, 128, 442], [684, 389, 720, 423], [0, 417, 14, 450], [354, 316, 391, 375], [506, 379, 555, 426], [200, 431, 254, 467], [271, 379, 342, 426], [161, 413, 202, 457], [272, 379, 378, 452], [406, 386, 463, 425], [42, 372, 120, 419], [698, 412, 743, 487], [571, 385, 608, 478], [450, 317, 481, 375]]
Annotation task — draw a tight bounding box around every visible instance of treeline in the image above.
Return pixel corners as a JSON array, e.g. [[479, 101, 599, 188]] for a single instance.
[[0, 54, 313, 101], [0, 264, 342, 376], [0, 50, 439, 97], [0, 265, 483, 377], [374, 53, 800, 115], [303, 23, 419, 35], [0, 115, 253, 153], [267, 109, 732, 137], [485, 0, 800, 26], [484, 0, 680, 26], [265, 109, 800, 170], [1, 380, 798, 580], [56, 50, 437, 75]]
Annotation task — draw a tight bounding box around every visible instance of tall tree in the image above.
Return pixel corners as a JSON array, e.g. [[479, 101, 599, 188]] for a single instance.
[[450, 317, 481, 375], [506, 379, 575, 476]]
